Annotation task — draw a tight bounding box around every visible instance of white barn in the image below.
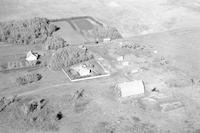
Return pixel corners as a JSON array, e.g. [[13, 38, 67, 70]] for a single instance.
[[117, 80, 145, 98]]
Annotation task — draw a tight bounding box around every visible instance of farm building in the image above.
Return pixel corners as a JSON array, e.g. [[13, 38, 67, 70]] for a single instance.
[[122, 61, 129, 66], [103, 38, 111, 43], [117, 80, 145, 98], [116, 56, 124, 61], [73, 65, 92, 76], [26, 51, 38, 62]]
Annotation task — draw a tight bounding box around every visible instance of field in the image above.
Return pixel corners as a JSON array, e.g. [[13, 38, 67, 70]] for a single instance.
[[51, 20, 86, 45], [1, 0, 200, 133], [51, 16, 120, 45]]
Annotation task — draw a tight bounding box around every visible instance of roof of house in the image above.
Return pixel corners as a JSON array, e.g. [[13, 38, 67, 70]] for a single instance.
[[73, 65, 91, 76], [26, 51, 38, 62]]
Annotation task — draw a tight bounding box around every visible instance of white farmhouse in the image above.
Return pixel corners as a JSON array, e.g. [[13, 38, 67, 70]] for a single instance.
[[116, 56, 124, 61], [73, 65, 91, 76], [26, 51, 38, 62]]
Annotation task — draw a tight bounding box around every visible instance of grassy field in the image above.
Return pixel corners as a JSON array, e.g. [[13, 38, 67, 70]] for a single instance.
[[51, 21, 85, 44], [72, 19, 94, 31]]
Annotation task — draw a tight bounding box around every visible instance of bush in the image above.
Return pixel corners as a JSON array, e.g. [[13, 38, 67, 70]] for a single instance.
[[0, 17, 57, 45], [48, 47, 94, 71], [16, 73, 42, 85], [91, 26, 122, 41], [45, 36, 68, 50]]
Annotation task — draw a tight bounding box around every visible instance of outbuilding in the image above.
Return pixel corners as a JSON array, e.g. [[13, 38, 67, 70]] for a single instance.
[[26, 51, 38, 62], [116, 56, 124, 61], [117, 80, 145, 98], [103, 38, 111, 43], [73, 65, 92, 77]]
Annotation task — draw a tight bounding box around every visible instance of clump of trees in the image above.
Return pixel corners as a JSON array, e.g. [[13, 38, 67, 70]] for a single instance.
[[0, 17, 58, 45], [45, 36, 68, 50], [48, 47, 94, 71], [16, 73, 42, 85], [91, 26, 122, 42]]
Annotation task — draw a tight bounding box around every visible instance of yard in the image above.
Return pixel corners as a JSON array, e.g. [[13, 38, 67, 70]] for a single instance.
[[62, 59, 109, 81]]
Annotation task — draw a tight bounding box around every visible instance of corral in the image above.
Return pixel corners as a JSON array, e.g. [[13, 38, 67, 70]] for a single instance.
[[62, 59, 110, 82]]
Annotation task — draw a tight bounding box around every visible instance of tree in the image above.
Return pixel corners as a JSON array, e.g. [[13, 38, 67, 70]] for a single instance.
[[45, 36, 68, 50], [91, 26, 122, 41], [48, 47, 94, 70]]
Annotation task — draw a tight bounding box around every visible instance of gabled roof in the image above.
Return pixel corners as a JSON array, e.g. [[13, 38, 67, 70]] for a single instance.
[[118, 80, 145, 97]]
